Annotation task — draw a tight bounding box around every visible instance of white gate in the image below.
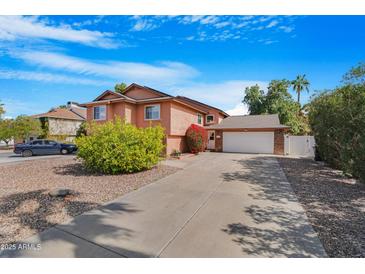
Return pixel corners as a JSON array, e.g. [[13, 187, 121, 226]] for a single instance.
[[284, 135, 315, 157]]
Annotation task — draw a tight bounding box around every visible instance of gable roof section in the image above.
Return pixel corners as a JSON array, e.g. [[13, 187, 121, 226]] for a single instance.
[[82, 84, 227, 115], [175, 96, 229, 117], [207, 114, 289, 129], [32, 108, 86, 121], [93, 90, 125, 101], [69, 107, 87, 119], [124, 83, 173, 100]]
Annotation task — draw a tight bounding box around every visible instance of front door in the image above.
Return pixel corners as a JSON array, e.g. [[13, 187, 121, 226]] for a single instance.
[[207, 130, 215, 150]]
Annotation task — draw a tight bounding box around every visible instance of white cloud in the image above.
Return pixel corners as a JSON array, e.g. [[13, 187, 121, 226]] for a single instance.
[[10, 50, 199, 84], [214, 21, 231, 28], [174, 80, 268, 111], [178, 16, 205, 24], [200, 16, 219, 25], [279, 26, 294, 33], [266, 20, 279, 28], [0, 98, 41, 117], [225, 103, 249, 116], [130, 16, 160, 31], [0, 16, 118, 49], [0, 69, 110, 86], [72, 16, 105, 27]]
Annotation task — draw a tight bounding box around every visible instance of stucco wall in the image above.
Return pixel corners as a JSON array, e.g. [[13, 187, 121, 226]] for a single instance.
[[124, 87, 161, 100], [166, 136, 187, 155], [110, 102, 125, 120], [170, 101, 203, 136], [204, 109, 224, 126], [135, 101, 171, 134], [124, 102, 136, 124], [48, 118, 83, 137]]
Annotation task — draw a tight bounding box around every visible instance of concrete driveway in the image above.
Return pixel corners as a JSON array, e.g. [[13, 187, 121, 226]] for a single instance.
[[1, 153, 326, 258]]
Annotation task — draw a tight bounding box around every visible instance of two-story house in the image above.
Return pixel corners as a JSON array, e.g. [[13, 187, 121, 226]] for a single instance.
[[80, 83, 229, 155]]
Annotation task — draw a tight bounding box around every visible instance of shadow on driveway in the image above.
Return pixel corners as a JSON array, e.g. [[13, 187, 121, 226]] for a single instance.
[[0, 189, 146, 257], [220, 156, 327, 257]]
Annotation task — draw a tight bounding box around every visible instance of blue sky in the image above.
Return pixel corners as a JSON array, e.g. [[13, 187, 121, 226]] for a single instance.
[[0, 15, 364, 118]]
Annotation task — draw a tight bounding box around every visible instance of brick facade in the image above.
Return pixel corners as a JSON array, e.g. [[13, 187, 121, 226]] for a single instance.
[[273, 129, 285, 155], [214, 130, 223, 152]]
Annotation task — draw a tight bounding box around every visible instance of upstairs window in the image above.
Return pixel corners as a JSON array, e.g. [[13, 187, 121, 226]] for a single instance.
[[93, 105, 106, 120], [197, 114, 202, 124], [145, 105, 160, 120], [206, 114, 214, 124]]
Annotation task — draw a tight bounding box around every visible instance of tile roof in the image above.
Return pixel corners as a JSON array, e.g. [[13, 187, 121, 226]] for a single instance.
[[175, 96, 229, 117], [207, 114, 289, 129], [32, 108, 86, 121]]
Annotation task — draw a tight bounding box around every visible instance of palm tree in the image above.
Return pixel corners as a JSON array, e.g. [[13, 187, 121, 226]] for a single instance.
[[291, 74, 310, 104]]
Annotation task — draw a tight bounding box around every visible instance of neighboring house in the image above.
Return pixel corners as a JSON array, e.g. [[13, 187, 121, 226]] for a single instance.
[[80, 83, 229, 155], [206, 114, 289, 155], [32, 102, 86, 142]]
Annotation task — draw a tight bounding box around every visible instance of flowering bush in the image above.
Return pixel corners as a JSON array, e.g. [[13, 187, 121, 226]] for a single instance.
[[76, 118, 165, 174], [186, 124, 208, 154]]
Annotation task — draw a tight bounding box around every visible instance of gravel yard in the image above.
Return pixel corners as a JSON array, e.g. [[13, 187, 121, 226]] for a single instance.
[[277, 157, 365, 258], [0, 157, 179, 244]]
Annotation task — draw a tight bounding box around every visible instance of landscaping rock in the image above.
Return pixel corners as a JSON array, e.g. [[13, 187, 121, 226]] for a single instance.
[[0, 157, 179, 245], [49, 188, 72, 197], [277, 157, 365, 258]]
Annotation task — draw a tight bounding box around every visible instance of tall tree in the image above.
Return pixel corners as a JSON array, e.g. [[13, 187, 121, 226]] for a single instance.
[[0, 119, 14, 146], [291, 74, 310, 104], [12, 115, 42, 141], [243, 79, 310, 135], [343, 62, 365, 84], [242, 85, 266, 114], [114, 82, 128, 94]]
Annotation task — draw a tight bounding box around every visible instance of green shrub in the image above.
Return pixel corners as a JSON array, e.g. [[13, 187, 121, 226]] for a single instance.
[[308, 74, 365, 182], [75, 118, 165, 174]]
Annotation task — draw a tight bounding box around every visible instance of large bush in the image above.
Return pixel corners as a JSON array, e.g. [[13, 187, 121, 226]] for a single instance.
[[76, 118, 165, 174], [186, 124, 208, 154], [308, 66, 365, 182]]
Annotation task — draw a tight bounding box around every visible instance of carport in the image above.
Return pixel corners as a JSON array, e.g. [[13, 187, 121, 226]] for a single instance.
[[206, 114, 289, 155]]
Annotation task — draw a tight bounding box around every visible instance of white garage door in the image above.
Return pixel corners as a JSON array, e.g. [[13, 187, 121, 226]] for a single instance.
[[223, 132, 274, 154]]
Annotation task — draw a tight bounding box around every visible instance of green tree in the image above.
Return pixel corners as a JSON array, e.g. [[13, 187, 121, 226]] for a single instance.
[[308, 62, 365, 182], [242, 85, 266, 114], [0, 119, 14, 146], [343, 62, 365, 84], [291, 74, 310, 104], [12, 115, 42, 141], [243, 79, 310, 135], [76, 121, 87, 137], [114, 82, 128, 94]]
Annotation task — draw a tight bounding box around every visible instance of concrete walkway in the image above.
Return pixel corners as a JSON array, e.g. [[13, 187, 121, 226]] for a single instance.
[[1, 153, 326, 258]]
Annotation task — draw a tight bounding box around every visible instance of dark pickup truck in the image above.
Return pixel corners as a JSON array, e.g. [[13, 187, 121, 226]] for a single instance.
[[14, 139, 77, 157]]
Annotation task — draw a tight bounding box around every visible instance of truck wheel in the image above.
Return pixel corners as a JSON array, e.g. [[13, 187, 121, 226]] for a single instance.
[[22, 150, 33, 157], [60, 148, 69, 155]]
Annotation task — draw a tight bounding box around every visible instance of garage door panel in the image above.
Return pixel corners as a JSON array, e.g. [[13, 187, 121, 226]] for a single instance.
[[223, 132, 274, 154]]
